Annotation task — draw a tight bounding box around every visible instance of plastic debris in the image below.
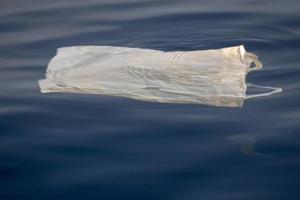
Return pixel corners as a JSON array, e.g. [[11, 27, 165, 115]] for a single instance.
[[39, 45, 281, 107]]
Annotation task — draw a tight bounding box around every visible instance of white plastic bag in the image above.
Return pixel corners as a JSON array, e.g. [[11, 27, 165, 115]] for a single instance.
[[39, 45, 281, 107]]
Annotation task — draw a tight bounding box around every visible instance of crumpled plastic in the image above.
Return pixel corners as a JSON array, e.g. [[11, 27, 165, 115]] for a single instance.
[[39, 45, 281, 107]]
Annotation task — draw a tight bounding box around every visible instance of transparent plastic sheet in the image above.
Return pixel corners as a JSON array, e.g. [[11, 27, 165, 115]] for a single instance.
[[39, 45, 282, 107]]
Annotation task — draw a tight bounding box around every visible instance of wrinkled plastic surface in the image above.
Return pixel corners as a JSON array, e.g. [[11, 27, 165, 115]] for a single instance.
[[39, 45, 281, 107]]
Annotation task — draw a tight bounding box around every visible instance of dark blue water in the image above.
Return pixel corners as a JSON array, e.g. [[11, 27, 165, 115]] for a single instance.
[[1, 0, 300, 199]]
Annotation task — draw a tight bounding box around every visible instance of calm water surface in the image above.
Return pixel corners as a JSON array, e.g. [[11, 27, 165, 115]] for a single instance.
[[0, 0, 300, 199]]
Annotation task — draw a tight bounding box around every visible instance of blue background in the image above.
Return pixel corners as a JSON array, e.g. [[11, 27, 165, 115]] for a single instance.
[[0, 0, 299, 199]]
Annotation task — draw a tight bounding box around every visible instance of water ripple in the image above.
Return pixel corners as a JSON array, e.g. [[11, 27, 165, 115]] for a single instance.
[[0, 0, 300, 199]]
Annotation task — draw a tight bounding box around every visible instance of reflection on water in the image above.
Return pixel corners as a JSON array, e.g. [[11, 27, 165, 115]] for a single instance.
[[0, 0, 300, 200], [226, 134, 272, 157]]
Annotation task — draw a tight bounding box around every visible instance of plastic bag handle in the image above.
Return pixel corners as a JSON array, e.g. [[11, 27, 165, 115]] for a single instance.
[[245, 53, 263, 72], [246, 83, 282, 99]]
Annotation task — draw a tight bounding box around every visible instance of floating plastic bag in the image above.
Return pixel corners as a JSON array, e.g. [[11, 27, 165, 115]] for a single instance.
[[39, 45, 281, 107]]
